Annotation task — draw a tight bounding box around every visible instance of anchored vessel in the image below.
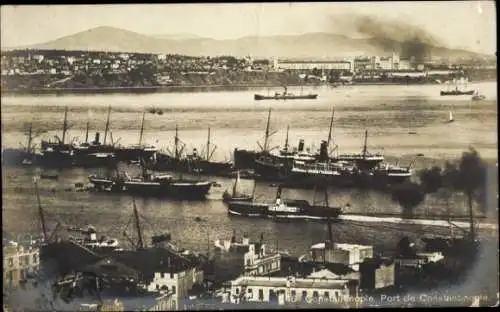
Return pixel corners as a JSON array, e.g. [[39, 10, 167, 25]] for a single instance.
[[440, 77, 474, 96], [254, 86, 318, 100], [226, 185, 342, 221], [88, 159, 212, 199]]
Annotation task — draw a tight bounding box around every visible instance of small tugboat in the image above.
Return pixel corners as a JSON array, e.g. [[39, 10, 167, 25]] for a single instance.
[[222, 171, 254, 203], [227, 185, 342, 221], [471, 89, 486, 101], [254, 86, 318, 100]]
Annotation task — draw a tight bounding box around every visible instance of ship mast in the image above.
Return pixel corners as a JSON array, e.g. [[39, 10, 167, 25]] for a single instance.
[[362, 130, 368, 159], [132, 198, 144, 250], [284, 125, 289, 152], [324, 187, 334, 247], [206, 127, 211, 161], [138, 112, 146, 147], [103, 105, 111, 145], [34, 177, 48, 242], [85, 121, 90, 143], [61, 106, 69, 145], [263, 108, 272, 152], [175, 124, 179, 160], [25, 123, 34, 154], [327, 106, 335, 152]]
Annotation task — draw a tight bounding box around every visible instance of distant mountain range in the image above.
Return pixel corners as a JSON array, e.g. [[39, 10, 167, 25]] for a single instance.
[[6, 26, 493, 60]]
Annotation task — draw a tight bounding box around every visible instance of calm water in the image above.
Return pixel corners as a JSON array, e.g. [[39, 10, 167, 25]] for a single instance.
[[1, 82, 498, 256]]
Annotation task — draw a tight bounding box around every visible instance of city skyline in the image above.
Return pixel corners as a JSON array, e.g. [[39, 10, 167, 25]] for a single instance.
[[1, 2, 497, 55]]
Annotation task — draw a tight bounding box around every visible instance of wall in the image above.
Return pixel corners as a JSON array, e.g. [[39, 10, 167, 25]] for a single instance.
[[3, 245, 40, 289], [374, 263, 395, 289]]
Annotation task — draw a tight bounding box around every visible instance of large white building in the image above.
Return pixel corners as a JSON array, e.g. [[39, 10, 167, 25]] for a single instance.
[[310, 242, 374, 271], [3, 241, 40, 289], [228, 275, 357, 306], [277, 60, 353, 72], [244, 243, 281, 276]]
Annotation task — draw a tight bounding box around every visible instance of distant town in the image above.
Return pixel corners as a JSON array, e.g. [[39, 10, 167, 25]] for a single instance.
[[1, 49, 496, 93]]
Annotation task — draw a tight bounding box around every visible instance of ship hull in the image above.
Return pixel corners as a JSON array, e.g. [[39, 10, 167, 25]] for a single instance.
[[254, 94, 318, 100], [74, 153, 118, 168], [89, 177, 212, 199], [233, 149, 259, 170], [227, 201, 341, 221], [440, 90, 474, 96]]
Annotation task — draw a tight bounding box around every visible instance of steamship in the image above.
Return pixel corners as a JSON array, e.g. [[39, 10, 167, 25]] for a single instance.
[[226, 185, 342, 221]]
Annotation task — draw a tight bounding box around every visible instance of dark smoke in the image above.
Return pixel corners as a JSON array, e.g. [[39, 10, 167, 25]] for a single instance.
[[333, 14, 442, 62]]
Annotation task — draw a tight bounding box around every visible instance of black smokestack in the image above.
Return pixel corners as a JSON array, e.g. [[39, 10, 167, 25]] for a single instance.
[[94, 132, 100, 144], [298, 139, 305, 152]]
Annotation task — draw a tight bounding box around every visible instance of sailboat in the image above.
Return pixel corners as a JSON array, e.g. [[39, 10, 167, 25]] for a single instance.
[[448, 111, 455, 123], [222, 171, 254, 203], [440, 77, 474, 96]]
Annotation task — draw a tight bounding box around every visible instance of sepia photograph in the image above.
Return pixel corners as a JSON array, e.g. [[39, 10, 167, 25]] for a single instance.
[[1, 2, 498, 310]]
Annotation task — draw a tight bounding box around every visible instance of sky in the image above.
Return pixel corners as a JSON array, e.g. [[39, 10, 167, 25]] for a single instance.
[[1, 2, 497, 54]]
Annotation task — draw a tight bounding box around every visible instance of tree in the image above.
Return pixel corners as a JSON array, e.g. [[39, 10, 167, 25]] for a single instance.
[[391, 181, 426, 218], [418, 166, 443, 193], [455, 148, 487, 241]]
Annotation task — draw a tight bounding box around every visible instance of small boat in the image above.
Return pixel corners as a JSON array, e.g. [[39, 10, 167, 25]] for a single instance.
[[227, 185, 342, 221], [471, 89, 486, 101], [222, 171, 253, 203], [448, 111, 454, 123], [40, 173, 59, 180], [254, 86, 318, 101]]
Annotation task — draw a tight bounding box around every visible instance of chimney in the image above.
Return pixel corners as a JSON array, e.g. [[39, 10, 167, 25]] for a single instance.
[[298, 139, 305, 152], [319, 140, 328, 161], [94, 132, 100, 144]]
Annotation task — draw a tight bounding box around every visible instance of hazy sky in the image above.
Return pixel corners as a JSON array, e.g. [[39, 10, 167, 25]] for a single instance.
[[1, 2, 497, 54]]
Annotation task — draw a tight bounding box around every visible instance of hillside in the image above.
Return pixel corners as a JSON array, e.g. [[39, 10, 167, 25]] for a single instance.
[[10, 26, 491, 60]]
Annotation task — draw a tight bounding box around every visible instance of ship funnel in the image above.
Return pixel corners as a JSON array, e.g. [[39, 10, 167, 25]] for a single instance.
[[298, 139, 305, 152], [319, 140, 328, 161], [94, 132, 100, 144]]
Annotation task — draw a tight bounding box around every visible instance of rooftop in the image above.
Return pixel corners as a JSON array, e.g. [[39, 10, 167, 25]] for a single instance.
[[231, 276, 351, 289], [310, 242, 373, 251]]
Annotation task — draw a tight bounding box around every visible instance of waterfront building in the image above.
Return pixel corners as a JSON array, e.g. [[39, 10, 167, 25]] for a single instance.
[[243, 243, 281, 276], [228, 275, 357, 306], [3, 241, 40, 289], [277, 60, 352, 72]]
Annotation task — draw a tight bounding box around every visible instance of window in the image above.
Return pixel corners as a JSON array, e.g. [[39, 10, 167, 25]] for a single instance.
[[324, 291, 329, 299], [170, 272, 174, 279], [248, 288, 253, 294], [335, 291, 339, 301], [291, 290, 296, 297], [258, 289, 264, 300], [236, 288, 239, 295], [313, 291, 319, 299], [302, 291, 307, 301], [172, 286, 176, 294]]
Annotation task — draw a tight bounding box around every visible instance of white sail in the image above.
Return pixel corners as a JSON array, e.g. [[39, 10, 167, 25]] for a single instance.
[[449, 111, 454, 122]]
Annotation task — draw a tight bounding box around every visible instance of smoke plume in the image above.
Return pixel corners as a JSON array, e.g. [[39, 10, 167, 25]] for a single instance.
[[332, 14, 442, 62]]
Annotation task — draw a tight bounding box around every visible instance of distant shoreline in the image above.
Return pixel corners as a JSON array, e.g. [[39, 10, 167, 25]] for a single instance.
[[1, 78, 496, 96]]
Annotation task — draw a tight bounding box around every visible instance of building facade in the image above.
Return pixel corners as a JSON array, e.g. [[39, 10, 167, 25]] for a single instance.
[[3, 242, 40, 289], [229, 275, 357, 307], [277, 60, 353, 72], [310, 243, 374, 270], [244, 243, 281, 276]]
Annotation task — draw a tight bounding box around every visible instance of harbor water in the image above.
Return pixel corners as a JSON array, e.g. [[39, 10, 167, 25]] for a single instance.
[[1, 82, 498, 256]]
